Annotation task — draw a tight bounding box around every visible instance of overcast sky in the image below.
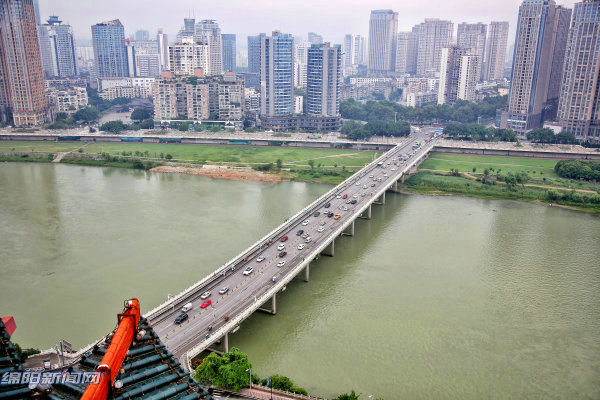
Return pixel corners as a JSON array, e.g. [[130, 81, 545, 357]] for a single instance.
[[40, 0, 578, 49]]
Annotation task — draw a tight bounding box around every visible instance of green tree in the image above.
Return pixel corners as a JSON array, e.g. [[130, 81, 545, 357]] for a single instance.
[[308, 160, 315, 169], [131, 108, 152, 122], [100, 120, 127, 133], [73, 106, 99, 123], [276, 159, 282, 169], [193, 348, 252, 391], [165, 154, 173, 160], [140, 118, 154, 129], [333, 390, 360, 400]]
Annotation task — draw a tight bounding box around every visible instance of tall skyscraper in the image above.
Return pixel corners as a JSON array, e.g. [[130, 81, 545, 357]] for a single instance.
[[260, 31, 294, 116], [91, 19, 129, 78], [483, 21, 510, 81], [368, 10, 399, 75], [294, 41, 310, 87], [558, 0, 600, 143], [222, 34, 236, 72], [457, 23, 487, 81], [413, 18, 454, 75], [0, 0, 49, 125], [307, 43, 341, 116], [135, 30, 149, 41], [38, 16, 78, 78], [438, 46, 480, 104], [308, 32, 323, 44], [168, 39, 209, 76], [129, 39, 161, 77], [195, 20, 223, 75], [247, 33, 265, 88], [395, 31, 418, 74], [503, 0, 572, 135], [157, 29, 169, 71], [343, 34, 367, 68], [33, 0, 41, 25]]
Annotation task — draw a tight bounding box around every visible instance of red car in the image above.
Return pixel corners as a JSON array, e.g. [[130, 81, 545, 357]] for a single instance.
[[280, 236, 288, 242], [342, 194, 348, 199], [201, 299, 212, 309]]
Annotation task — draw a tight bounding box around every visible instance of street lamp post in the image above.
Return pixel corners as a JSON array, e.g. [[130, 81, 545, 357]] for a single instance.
[[246, 368, 252, 390]]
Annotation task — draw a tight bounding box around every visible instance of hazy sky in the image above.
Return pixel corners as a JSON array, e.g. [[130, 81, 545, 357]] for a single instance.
[[40, 0, 578, 48]]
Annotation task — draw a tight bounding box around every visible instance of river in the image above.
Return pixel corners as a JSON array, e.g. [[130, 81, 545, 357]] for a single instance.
[[0, 162, 599, 399]]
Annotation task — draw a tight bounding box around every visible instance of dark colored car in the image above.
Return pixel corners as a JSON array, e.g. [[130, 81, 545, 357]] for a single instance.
[[313, 211, 320, 217], [324, 202, 331, 208], [328, 212, 334, 217], [279, 251, 287, 258], [350, 199, 357, 204], [174, 313, 188, 325], [296, 229, 304, 236]]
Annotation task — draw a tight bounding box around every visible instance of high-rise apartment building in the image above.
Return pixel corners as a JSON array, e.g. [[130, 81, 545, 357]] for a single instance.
[[368, 10, 399, 75], [92, 19, 129, 78], [168, 39, 209, 76], [128, 39, 161, 77], [457, 23, 486, 81], [260, 31, 294, 116], [38, 16, 78, 78], [222, 34, 236, 72], [157, 29, 169, 71], [246, 33, 265, 88], [308, 32, 323, 44], [483, 21, 510, 81], [438, 46, 480, 104], [413, 18, 454, 75], [195, 20, 223, 75], [343, 34, 367, 68], [395, 31, 418, 74], [502, 0, 572, 135], [135, 30, 149, 41], [0, 0, 49, 125], [294, 41, 310, 87], [558, 0, 600, 143], [307, 43, 341, 116]]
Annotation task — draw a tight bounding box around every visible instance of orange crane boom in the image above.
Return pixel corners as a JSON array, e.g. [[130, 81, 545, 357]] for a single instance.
[[81, 298, 141, 400]]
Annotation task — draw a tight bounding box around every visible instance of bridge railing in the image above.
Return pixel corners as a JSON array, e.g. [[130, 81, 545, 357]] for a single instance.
[[145, 140, 409, 322]]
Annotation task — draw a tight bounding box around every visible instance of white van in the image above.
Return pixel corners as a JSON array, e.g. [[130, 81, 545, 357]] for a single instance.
[[181, 302, 193, 312]]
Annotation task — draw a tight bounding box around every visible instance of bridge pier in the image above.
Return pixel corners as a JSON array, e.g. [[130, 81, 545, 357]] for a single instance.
[[342, 220, 355, 237], [321, 239, 335, 257], [359, 204, 372, 220], [223, 332, 229, 353], [394, 180, 398, 191], [257, 293, 277, 315], [401, 174, 405, 184], [304, 264, 309, 282], [374, 192, 386, 205]]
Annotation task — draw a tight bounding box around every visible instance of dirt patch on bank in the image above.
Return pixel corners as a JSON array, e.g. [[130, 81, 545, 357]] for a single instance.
[[149, 165, 284, 182]]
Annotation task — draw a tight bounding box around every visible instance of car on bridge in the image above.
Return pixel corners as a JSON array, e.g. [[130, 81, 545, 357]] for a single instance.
[[371, 183, 376, 187], [324, 202, 331, 208], [317, 226, 324, 232], [256, 256, 265, 262], [277, 244, 285, 251], [320, 220, 326, 225], [200, 299, 212, 308], [351, 199, 357, 204], [342, 194, 348, 199], [218, 287, 229, 295], [200, 291, 211, 300], [279, 251, 287, 257], [336, 195, 342, 199], [305, 237, 312, 243], [296, 230, 304, 236], [343, 206, 348, 211], [280, 236, 288, 242], [328, 212, 334, 217], [302, 220, 310, 226], [277, 261, 285, 267], [334, 214, 341, 220], [243, 266, 254, 275], [313, 211, 320, 217], [298, 244, 305, 250], [174, 313, 188, 324]]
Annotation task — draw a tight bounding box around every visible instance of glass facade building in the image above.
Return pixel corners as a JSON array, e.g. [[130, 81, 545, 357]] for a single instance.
[[222, 34, 236, 72], [91, 19, 129, 78], [260, 31, 294, 116], [307, 43, 341, 116]]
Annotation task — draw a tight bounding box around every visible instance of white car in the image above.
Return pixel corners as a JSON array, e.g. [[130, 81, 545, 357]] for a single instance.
[[302, 219, 309, 226], [298, 243, 305, 250], [336, 195, 342, 199], [343, 206, 348, 211], [277, 244, 285, 251], [391, 168, 396, 171], [243, 266, 254, 276], [355, 182, 360, 186], [363, 185, 368, 189], [305, 237, 312, 243], [353, 194, 358, 198], [277, 261, 285, 267], [317, 226, 324, 232]]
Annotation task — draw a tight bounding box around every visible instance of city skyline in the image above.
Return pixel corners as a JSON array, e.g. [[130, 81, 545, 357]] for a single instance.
[[40, 0, 579, 48]]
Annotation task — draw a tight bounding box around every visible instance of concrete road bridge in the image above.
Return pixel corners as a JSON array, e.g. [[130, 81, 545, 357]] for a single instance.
[[142, 129, 441, 370]]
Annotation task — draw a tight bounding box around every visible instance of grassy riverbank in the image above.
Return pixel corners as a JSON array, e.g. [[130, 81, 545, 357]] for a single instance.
[[403, 154, 600, 213]]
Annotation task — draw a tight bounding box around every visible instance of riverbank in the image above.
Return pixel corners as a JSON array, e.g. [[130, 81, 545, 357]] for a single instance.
[[401, 171, 600, 213]]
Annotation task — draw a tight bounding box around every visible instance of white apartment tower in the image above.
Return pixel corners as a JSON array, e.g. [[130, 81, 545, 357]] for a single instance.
[[438, 46, 480, 104], [457, 23, 487, 81], [413, 19, 454, 75], [395, 31, 418, 74], [368, 10, 398, 75], [483, 21, 509, 81]]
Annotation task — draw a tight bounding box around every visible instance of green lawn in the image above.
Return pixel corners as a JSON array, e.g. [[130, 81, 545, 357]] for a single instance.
[[421, 153, 560, 178], [83, 143, 374, 168], [0, 141, 82, 153]]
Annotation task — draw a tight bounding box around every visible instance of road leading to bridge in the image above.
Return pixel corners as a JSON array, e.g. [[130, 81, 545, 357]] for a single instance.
[[146, 128, 440, 368]]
